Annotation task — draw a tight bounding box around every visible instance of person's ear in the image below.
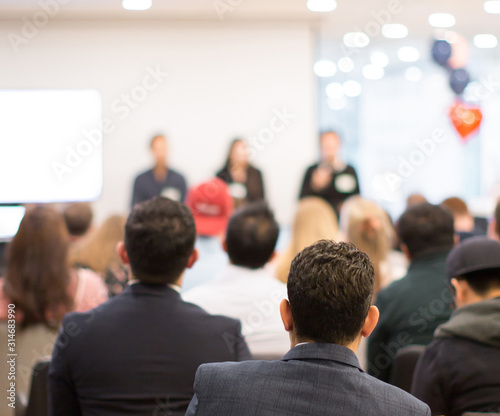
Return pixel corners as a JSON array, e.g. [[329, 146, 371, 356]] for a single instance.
[[360, 306, 380, 338], [451, 278, 466, 306], [186, 248, 199, 269], [400, 244, 411, 261], [222, 239, 228, 253], [116, 242, 129, 265], [280, 299, 294, 333], [488, 219, 499, 240], [268, 251, 277, 263], [454, 233, 460, 246]]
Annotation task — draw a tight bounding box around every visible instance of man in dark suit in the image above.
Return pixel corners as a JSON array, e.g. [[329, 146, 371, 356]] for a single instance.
[[49, 197, 251, 416], [185, 240, 430, 416], [299, 131, 359, 214]]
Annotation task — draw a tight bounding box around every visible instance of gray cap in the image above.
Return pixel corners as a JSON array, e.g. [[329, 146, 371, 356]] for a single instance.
[[447, 236, 500, 279]]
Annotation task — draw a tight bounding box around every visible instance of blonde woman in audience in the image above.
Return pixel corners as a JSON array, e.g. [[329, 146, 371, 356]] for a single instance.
[[340, 196, 407, 295], [71, 215, 129, 296], [275, 197, 339, 283], [0, 206, 107, 405]]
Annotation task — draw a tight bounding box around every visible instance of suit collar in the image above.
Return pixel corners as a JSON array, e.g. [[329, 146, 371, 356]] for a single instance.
[[281, 342, 362, 372]]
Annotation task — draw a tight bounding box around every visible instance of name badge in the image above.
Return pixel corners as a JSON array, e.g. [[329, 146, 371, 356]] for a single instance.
[[335, 174, 357, 194]]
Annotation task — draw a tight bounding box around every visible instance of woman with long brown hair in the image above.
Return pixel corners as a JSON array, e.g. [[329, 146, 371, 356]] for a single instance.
[[0, 205, 107, 400]]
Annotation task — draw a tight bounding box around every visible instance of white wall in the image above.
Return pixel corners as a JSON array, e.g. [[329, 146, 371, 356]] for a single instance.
[[0, 20, 316, 224]]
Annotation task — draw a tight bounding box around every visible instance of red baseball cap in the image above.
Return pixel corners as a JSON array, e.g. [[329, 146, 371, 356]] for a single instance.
[[186, 178, 234, 237]]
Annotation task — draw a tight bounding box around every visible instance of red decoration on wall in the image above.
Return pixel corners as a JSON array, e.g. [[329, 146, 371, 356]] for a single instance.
[[449, 101, 483, 142]]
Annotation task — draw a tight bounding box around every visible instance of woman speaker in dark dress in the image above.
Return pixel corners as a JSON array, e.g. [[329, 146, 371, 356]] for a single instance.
[[216, 138, 265, 208]]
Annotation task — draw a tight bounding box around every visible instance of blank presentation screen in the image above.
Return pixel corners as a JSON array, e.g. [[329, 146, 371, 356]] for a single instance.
[[0, 89, 103, 204]]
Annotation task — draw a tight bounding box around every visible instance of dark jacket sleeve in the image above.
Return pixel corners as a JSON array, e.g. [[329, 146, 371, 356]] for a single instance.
[[411, 341, 449, 416], [131, 176, 143, 208], [179, 174, 188, 203], [367, 292, 391, 382], [299, 165, 315, 199], [49, 317, 82, 416], [246, 167, 265, 201]]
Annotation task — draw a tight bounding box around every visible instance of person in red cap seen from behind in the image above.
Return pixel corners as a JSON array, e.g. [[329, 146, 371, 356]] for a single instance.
[[182, 178, 234, 292]]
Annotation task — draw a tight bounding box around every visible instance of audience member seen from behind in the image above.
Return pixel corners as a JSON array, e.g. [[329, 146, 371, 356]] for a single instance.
[[441, 196, 487, 241], [217, 138, 265, 208], [184, 202, 289, 356], [275, 197, 339, 283], [49, 197, 251, 416], [70, 215, 129, 297], [131, 135, 187, 207], [63, 202, 94, 244], [367, 203, 454, 383], [412, 237, 500, 416], [182, 178, 233, 292], [340, 196, 406, 296], [0, 206, 107, 403], [185, 241, 430, 416], [299, 131, 360, 215]]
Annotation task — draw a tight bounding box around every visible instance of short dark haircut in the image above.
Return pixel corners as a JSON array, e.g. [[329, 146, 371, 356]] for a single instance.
[[397, 203, 455, 258], [225, 202, 279, 269], [124, 197, 196, 284], [63, 203, 93, 237], [459, 268, 500, 296], [287, 240, 374, 346]]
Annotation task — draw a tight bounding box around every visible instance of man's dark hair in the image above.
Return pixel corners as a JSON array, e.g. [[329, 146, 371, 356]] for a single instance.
[[397, 203, 454, 259], [459, 268, 500, 296], [287, 240, 374, 346], [63, 203, 93, 237], [225, 202, 279, 269], [124, 197, 196, 284]]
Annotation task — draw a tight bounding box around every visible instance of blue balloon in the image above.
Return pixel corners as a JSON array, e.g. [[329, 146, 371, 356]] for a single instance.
[[450, 68, 470, 95], [432, 40, 452, 66]]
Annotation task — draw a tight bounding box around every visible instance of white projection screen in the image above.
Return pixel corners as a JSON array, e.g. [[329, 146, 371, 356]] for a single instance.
[[0, 89, 103, 204]]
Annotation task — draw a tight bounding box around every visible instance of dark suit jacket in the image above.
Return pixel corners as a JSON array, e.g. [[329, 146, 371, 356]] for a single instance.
[[185, 343, 430, 416], [49, 283, 251, 416]]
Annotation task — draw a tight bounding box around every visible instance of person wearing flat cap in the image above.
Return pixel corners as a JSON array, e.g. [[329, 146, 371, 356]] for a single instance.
[[412, 237, 500, 416]]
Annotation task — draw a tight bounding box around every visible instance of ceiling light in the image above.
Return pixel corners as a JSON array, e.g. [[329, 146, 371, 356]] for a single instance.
[[381, 24, 408, 39], [428, 13, 456, 28], [371, 52, 389, 67], [362, 64, 384, 80], [326, 83, 344, 99], [338, 57, 354, 73], [343, 80, 362, 97], [397, 46, 420, 62], [307, 0, 337, 12], [313, 60, 337, 77], [343, 32, 370, 48], [122, 0, 152, 10], [327, 97, 347, 110], [484, 1, 500, 13], [474, 34, 498, 48], [405, 66, 423, 82]]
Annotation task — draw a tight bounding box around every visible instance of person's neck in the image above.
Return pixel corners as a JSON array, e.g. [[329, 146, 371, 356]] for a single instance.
[[291, 337, 361, 354], [153, 165, 167, 182]]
